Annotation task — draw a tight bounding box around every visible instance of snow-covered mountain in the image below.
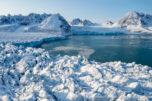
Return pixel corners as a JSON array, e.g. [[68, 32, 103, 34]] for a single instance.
[[71, 18, 98, 26], [0, 13, 51, 25], [104, 12, 152, 33], [27, 14, 71, 35], [114, 12, 152, 27], [0, 12, 152, 34], [0, 13, 71, 35]]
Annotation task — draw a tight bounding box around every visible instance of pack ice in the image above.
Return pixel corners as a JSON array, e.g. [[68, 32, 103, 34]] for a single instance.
[[0, 43, 151, 101]]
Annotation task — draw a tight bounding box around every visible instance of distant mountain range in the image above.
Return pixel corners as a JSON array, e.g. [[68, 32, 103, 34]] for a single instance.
[[71, 18, 98, 26], [0, 12, 152, 34]]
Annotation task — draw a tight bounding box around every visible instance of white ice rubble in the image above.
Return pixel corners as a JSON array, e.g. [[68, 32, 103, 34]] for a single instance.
[[0, 43, 152, 101]]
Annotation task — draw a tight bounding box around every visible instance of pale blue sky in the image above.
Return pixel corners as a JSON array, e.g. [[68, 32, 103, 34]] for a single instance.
[[0, 0, 151, 23]]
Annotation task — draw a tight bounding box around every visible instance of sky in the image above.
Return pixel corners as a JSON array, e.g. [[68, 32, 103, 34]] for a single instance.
[[0, 0, 151, 23]]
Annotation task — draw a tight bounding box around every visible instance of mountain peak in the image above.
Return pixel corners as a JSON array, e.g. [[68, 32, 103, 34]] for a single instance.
[[115, 12, 152, 27], [27, 14, 71, 35]]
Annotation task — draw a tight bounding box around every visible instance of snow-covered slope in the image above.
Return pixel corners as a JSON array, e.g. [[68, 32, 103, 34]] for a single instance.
[[0, 43, 151, 101], [27, 14, 71, 35]]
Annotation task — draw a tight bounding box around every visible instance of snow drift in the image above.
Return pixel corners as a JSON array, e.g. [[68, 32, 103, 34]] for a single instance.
[[0, 43, 151, 101]]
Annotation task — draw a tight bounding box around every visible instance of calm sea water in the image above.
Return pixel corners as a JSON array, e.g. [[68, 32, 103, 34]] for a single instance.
[[39, 34, 152, 67]]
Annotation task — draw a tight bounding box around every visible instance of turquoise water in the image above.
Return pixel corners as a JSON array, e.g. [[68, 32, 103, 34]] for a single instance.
[[39, 34, 152, 67]]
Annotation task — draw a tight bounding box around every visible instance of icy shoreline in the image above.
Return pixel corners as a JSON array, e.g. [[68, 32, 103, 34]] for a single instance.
[[0, 32, 66, 47], [0, 43, 151, 101]]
